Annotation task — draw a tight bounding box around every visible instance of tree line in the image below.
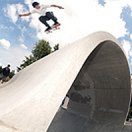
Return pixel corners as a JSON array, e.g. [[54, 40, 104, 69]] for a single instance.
[[0, 39, 59, 82], [17, 39, 59, 71]]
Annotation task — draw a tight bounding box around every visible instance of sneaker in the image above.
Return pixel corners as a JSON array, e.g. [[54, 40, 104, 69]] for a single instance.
[[52, 22, 60, 28], [45, 27, 52, 32]]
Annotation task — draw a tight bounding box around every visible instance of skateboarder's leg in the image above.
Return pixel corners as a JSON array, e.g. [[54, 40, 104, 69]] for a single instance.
[[39, 16, 52, 31], [46, 12, 59, 24], [39, 16, 51, 28]]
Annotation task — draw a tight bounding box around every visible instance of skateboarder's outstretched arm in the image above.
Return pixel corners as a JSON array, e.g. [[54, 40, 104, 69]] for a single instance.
[[19, 2, 64, 17], [50, 5, 64, 9], [19, 12, 31, 17]]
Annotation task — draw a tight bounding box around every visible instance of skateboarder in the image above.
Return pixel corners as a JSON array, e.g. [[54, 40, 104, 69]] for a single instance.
[[19, 1, 64, 32]]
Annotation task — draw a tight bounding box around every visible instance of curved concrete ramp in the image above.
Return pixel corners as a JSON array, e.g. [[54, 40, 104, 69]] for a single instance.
[[0, 31, 131, 132], [48, 40, 131, 132]]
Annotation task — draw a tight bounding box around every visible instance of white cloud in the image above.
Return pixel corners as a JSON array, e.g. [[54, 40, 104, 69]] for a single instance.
[[0, 39, 11, 49], [120, 39, 132, 73], [0, 63, 2, 66], [5, 3, 30, 23], [17, 25, 28, 46], [24, 0, 32, 5], [120, 40, 131, 58], [130, 34, 132, 39], [0, 46, 31, 70], [5, 4, 18, 23], [0, 25, 14, 31], [20, 44, 28, 49], [22, 0, 132, 47]]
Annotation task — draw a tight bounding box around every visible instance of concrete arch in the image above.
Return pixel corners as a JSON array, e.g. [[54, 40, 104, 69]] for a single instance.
[[48, 40, 131, 132], [0, 32, 131, 132]]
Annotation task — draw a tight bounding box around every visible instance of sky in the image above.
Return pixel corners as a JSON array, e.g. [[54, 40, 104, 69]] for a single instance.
[[0, 0, 132, 72]]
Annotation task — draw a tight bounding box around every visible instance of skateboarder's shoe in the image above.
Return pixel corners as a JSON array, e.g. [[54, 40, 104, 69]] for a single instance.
[[52, 22, 61, 28], [45, 27, 52, 32]]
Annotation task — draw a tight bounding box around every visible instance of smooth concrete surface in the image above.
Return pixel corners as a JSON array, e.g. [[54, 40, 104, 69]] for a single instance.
[[0, 31, 131, 132]]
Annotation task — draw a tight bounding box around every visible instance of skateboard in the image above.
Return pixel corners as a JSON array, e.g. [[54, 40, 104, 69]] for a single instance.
[[45, 23, 61, 34]]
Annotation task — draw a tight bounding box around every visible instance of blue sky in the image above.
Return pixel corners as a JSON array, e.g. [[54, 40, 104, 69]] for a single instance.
[[98, 0, 106, 6], [0, 0, 36, 48], [0, 0, 132, 72]]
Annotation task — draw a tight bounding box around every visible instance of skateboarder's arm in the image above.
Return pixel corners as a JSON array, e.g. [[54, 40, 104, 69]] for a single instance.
[[51, 5, 64, 9], [19, 12, 31, 17]]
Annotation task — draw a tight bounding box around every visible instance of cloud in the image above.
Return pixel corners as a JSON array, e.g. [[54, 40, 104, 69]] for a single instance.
[[20, 44, 28, 49], [130, 34, 132, 39], [24, 0, 32, 5], [18, 25, 28, 46], [0, 25, 14, 31], [0, 39, 11, 49], [5, 4, 18, 23], [0, 63, 2, 66], [120, 39, 132, 72], [120, 40, 131, 58], [22, 0, 132, 47], [5, 3, 30, 23], [0, 46, 31, 70]]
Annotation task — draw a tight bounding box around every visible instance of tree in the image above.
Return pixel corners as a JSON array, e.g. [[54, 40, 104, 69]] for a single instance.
[[19, 55, 36, 69], [0, 66, 2, 73], [18, 40, 58, 70], [17, 67, 21, 72], [9, 70, 15, 79], [53, 44, 59, 51], [32, 40, 52, 60]]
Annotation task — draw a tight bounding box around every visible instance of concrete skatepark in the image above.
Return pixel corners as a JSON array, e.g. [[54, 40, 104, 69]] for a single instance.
[[0, 31, 132, 132]]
